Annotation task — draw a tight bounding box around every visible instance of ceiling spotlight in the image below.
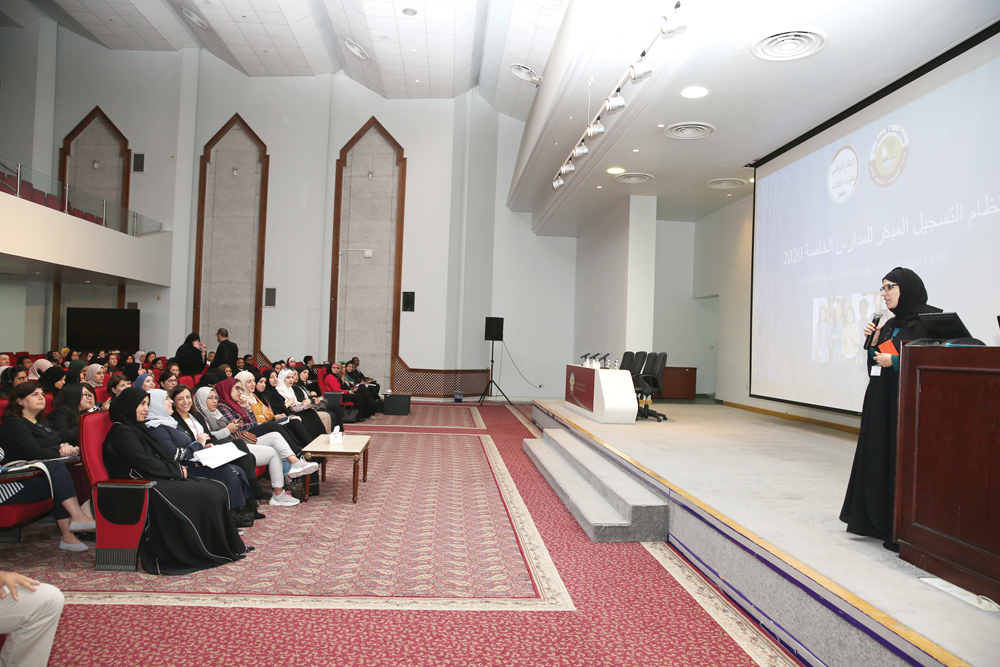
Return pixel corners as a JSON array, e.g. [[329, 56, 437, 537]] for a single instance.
[[750, 178, 755, 183], [606, 167, 625, 175], [344, 38, 370, 60], [596, 185, 602, 189], [656, 9, 687, 36], [401, 7, 417, 16], [657, 123, 665, 128], [604, 92, 625, 113], [571, 144, 589, 158], [559, 161, 575, 175], [629, 57, 652, 81], [681, 86, 708, 98], [586, 121, 605, 138], [552, 175, 564, 190], [92, 161, 99, 169]]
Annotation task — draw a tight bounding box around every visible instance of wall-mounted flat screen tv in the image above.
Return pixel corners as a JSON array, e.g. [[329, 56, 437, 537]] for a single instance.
[[66, 307, 140, 351]]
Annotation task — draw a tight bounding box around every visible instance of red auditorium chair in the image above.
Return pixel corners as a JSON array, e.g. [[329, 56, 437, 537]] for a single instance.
[[151, 369, 161, 382], [94, 385, 109, 403], [194, 374, 203, 384], [0, 399, 7, 416], [317, 368, 327, 385], [41, 394, 54, 417], [178, 376, 194, 389], [19, 181, 32, 199], [95, 217, 104, 226], [45, 193, 61, 210], [84, 212, 96, 223], [31, 190, 45, 205], [16, 351, 29, 358], [0, 471, 54, 545], [78, 412, 156, 571]]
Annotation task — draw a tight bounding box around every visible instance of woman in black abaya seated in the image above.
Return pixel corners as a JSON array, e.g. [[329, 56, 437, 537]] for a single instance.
[[840, 267, 940, 551], [102, 387, 249, 575]]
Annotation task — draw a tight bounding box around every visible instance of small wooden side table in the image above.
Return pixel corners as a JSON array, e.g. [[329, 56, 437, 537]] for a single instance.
[[302, 434, 371, 503]]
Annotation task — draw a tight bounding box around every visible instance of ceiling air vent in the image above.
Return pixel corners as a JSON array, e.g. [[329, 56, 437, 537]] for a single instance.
[[751, 31, 827, 61], [615, 172, 655, 184], [510, 64, 542, 85], [707, 178, 746, 189], [181, 8, 209, 30], [663, 122, 715, 139], [344, 39, 371, 61]]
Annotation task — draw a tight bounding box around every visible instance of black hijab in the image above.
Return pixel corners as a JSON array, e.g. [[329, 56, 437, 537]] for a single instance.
[[39, 367, 66, 394], [122, 362, 142, 382], [883, 267, 941, 326], [108, 387, 174, 459], [195, 368, 226, 390], [257, 368, 285, 411]]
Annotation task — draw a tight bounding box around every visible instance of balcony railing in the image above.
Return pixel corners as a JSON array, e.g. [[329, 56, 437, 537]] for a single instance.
[[0, 155, 163, 236]]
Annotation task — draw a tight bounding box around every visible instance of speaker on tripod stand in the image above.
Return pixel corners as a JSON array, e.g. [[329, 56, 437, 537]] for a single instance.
[[480, 317, 511, 405]]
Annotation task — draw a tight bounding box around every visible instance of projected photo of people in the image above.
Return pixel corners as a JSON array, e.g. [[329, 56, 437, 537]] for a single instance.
[[813, 292, 883, 364]]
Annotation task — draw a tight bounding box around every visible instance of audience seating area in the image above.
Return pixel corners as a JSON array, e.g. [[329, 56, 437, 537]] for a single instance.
[[0, 171, 106, 226]]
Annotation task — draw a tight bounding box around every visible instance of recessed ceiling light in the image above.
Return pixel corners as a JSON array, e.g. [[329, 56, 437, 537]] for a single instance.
[[735, 44, 744, 50], [85, 280, 91, 283], [411, 48, 416, 52], [752, 31, 827, 61], [415, 79, 420, 83], [401, 7, 417, 16], [727, 194, 733, 196], [681, 86, 708, 99], [606, 167, 625, 175], [657, 124, 664, 128], [750, 178, 755, 183], [596, 185, 602, 189], [632, 149, 639, 152], [181, 7, 209, 29], [344, 38, 370, 60]]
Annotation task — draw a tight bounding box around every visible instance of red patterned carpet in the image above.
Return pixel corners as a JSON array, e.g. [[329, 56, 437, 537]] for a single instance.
[[2, 403, 796, 666], [369, 403, 485, 428]]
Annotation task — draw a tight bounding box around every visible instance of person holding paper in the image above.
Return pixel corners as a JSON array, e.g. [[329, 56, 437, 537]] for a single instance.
[[143, 389, 258, 528], [840, 268, 941, 551], [102, 388, 249, 574]]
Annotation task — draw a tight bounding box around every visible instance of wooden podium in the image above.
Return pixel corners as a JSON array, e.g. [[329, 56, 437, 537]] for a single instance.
[[896, 345, 1000, 601]]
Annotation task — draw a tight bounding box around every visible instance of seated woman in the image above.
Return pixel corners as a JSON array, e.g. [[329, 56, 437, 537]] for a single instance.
[[324, 363, 376, 420], [82, 364, 106, 389], [277, 369, 332, 434], [121, 362, 141, 383], [0, 366, 27, 399], [214, 378, 320, 478], [132, 373, 156, 392], [0, 382, 95, 552], [256, 368, 323, 441], [192, 387, 305, 507], [158, 371, 179, 393], [102, 387, 249, 574], [346, 359, 382, 407], [142, 352, 157, 368], [152, 358, 165, 373], [38, 367, 66, 397], [65, 360, 88, 384], [245, 372, 314, 451], [218, 364, 233, 379], [27, 360, 52, 382], [107, 353, 121, 374], [107, 374, 130, 404], [143, 389, 257, 528], [48, 384, 101, 447], [267, 370, 328, 437], [294, 366, 343, 429]]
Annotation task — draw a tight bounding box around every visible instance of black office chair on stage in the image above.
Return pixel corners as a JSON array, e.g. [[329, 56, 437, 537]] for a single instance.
[[636, 352, 669, 422], [620, 351, 634, 372]]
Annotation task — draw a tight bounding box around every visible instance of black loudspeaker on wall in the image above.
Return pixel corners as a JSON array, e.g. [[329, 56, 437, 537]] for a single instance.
[[485, 317, 504, 341]]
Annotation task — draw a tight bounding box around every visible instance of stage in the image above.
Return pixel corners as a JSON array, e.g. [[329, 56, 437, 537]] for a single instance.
[[530, 399, 1000, 667]]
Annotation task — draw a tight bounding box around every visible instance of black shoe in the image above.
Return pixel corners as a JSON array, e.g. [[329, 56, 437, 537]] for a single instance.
[[233, 509, 255, 528], [253, 511, 266, 520]]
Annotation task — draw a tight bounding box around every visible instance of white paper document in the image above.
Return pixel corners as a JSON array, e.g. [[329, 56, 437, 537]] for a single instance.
[[193, 443, 244, 469]]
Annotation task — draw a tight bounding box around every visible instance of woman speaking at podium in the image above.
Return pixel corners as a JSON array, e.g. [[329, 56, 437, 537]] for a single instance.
[[840, 267, 940, 551]]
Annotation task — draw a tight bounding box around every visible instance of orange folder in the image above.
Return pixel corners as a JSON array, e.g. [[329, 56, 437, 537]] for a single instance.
[[878, 339, 899, 356]]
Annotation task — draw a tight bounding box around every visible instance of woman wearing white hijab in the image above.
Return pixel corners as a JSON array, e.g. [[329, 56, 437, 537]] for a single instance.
[[193, 386, 305, 506], [276, 369, 331, 433], [27, 359, 52, 381]]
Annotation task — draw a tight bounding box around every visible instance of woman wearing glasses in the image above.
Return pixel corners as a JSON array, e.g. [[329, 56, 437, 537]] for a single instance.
[[840, 268, 940, 551]]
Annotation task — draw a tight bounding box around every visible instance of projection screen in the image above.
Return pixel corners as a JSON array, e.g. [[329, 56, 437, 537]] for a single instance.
[[751, 31, 1000, 413]]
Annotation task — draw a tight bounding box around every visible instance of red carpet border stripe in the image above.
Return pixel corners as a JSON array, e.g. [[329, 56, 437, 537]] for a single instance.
[[369, 404, 485, 428], [29, 402, 801, 666]]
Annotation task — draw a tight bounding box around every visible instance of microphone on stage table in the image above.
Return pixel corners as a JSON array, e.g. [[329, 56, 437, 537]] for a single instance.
[[597, 353, 609, 361], [863, 312, 882, 351], [580, 352, 591, 360], [588, 353, 601, 360]]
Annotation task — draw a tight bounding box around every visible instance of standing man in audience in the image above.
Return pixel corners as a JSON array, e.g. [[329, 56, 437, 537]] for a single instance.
[[209, 328, 239, 370], [0, 570, 64, 667]]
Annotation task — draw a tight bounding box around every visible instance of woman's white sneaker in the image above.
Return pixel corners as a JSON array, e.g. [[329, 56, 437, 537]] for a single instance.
[[269, 491, 300, 506], [288, 460, 319, 478]]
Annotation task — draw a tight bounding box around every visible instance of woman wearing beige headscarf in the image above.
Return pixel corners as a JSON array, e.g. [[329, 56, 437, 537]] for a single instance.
[[83, 364, 106, 388], [27, 359, 52, 381]]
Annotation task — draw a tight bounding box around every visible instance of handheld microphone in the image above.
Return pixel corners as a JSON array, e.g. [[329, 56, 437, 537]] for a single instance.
[[863, 312, 882, 350]]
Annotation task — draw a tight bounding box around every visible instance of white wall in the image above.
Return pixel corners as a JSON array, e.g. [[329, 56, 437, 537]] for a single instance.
[[625, 195, 656, 352], [653, 220, 718, 395], [0, 19, 55, 171], [0, 282, 27, 352], [491, 114, 576, 399], [575, 198, 630, 358], [694, 197, 860, 427]]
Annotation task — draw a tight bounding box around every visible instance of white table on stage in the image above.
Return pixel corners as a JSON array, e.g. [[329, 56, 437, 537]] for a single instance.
[[563, 365, 637, 424]]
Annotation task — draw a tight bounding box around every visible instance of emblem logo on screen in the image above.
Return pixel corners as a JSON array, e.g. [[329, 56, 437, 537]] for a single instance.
[[868, 124, 909, 187], [828, 145, 859, 203], [569, 374, 575, 393]]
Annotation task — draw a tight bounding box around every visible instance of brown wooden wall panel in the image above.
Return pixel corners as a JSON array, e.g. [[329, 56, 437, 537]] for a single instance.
[[896, 345, 1000, 602], [653, 366, 697, 399]]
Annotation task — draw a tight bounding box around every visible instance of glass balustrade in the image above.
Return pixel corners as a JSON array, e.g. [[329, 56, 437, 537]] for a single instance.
[[0, 155, 164, 236]]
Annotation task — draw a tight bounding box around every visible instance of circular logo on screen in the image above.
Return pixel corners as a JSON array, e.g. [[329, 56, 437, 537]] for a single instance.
[[828, 145, 859, 203], [868, 124, 909, 187], [569, 373, 575, 393]]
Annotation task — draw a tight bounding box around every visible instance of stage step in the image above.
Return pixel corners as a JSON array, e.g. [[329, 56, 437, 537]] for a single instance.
[[523, 429, 669, 542]]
